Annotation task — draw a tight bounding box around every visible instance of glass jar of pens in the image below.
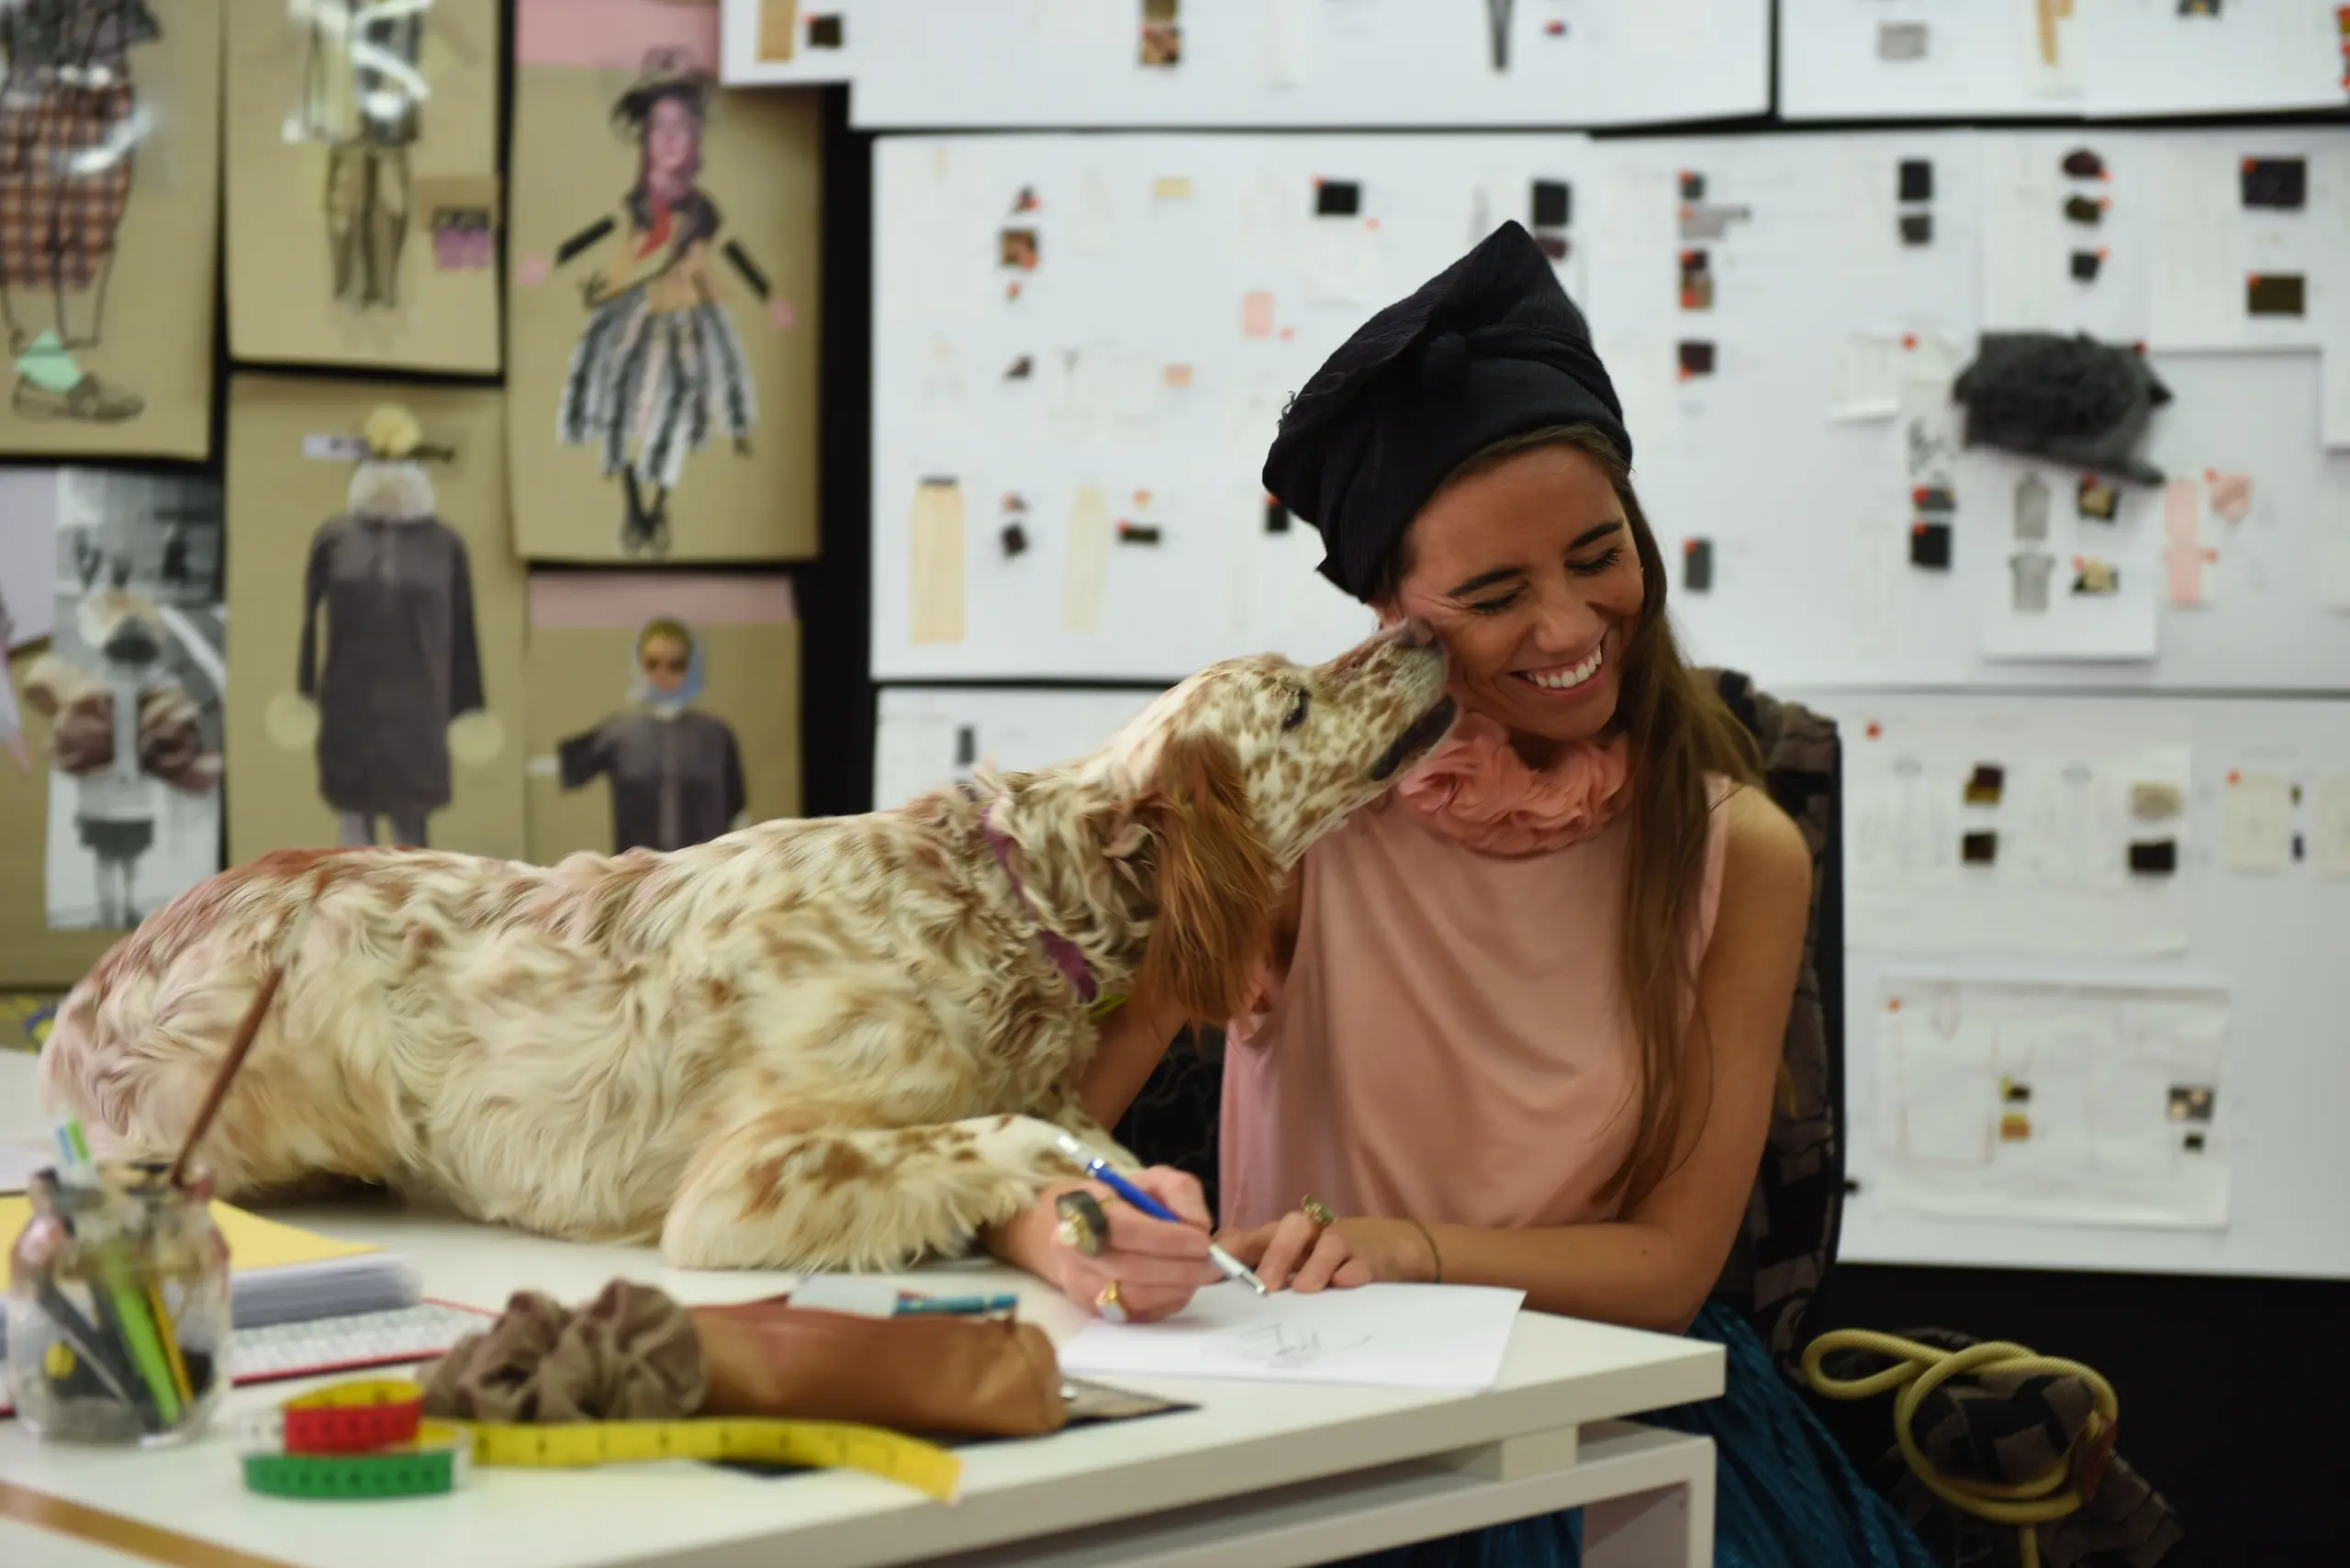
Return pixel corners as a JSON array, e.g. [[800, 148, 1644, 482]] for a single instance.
[[6, 1153, 230, 1446]]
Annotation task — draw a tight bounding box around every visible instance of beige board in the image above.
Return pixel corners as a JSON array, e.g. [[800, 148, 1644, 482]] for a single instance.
[[522, 575, 801, 866], [223, 0, 503, 374], [224, 375, 527, 865], [508, 67, 822, 562], [1, 645, 116, 987], [0, 0, 221, 458]]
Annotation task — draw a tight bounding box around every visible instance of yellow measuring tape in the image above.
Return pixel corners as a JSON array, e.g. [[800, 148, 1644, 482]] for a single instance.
[[458, 1417, 962, 1501], [241, 1381, 962, 1504]]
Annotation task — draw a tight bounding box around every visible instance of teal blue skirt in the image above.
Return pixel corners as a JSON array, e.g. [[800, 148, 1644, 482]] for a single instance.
[[1337, 1303, 1935, 1568]]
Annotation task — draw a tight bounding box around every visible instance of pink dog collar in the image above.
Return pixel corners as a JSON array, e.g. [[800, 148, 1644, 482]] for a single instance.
[[979, 808, 1101, 1008]]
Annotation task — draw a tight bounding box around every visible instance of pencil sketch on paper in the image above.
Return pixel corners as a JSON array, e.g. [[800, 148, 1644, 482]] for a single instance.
[[1226, 1322, 1372, 1371]]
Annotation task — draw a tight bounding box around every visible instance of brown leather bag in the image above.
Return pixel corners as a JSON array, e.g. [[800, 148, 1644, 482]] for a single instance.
[[695, 1297, 1068, 1438], [421, 1282, 1068, 1440]]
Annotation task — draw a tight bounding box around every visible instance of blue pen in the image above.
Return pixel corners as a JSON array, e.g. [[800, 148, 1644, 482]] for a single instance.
[[1054, 1133, 1268, 1295]]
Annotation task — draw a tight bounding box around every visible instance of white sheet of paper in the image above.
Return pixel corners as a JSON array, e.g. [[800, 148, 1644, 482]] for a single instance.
[[2221, 771, 2291, 874], [1058, 1282, 1525, 1391]]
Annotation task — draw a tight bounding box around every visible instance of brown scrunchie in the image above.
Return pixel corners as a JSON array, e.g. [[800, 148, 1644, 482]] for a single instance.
[[420, 1280, 707, 1423]]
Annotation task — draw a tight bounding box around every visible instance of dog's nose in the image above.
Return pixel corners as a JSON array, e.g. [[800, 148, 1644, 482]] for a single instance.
[[1396, 617, 1437, 651]]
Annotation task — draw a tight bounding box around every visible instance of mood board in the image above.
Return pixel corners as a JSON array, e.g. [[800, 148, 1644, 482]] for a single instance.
[[811, 0, 1771, 129], [870, 128, 2350, 689], [1779, 0, 2350, 121], [875, 683, 2350, 1280]]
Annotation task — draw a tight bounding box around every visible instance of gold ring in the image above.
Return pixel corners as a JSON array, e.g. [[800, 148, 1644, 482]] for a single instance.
[[1095, 1281, 1128, 1324], [1055, 1190, 1111, 1258], [1301, 1196, 1336, 1232]]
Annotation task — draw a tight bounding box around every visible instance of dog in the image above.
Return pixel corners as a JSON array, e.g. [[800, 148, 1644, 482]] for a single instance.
[[39, 624, 1455, 1271]]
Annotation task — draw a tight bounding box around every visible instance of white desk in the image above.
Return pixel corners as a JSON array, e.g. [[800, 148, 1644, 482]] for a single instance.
[[0, 1052, 1722, 1568]]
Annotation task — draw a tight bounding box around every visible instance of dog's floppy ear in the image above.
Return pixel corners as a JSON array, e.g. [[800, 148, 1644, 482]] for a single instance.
[[1138, 732, 1279, 1025]]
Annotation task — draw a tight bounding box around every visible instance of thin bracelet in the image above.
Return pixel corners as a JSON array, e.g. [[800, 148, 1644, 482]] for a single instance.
[[1405, 1216, 1443, 1284]]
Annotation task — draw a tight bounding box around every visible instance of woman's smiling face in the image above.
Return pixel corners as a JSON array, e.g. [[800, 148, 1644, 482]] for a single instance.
[[1383, 442, 1646, 751]]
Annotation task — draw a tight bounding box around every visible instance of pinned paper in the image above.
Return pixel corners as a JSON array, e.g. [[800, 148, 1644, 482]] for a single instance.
[[2076, 476, 2119, 521], [908, 479, 966, 645], [1682, 537, 1714, 592], [1152, 175, 1194, 201], [2073, 557, 2120, 596], [1064, 485, 1111, 634], [2221, 771, 2290, 874], [2014, 474, 2051, 542], [1139, 0, 1181, 66], [2310, 774, 2350, 879], [1679, 251, 1713, 311], [1909, 521, 1953, 570], [1241, 291, 1275, 339], [2165, 546, 2218, 607], [2240, 158, 2307, 210], [2131, 781, 2184, 822], [2162, 477, 2200, 545], [2206, 471, 2252, 522], [2247, 274, 2305, 318], [1877, 20, 1928, 59]]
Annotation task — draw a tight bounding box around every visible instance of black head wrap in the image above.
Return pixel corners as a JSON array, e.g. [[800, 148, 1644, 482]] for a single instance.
[[1263, 221, 1632, 601]]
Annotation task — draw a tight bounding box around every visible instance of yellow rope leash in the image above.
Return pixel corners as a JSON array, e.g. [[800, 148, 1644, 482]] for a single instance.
[[1802, 1329, 2120, 1568]]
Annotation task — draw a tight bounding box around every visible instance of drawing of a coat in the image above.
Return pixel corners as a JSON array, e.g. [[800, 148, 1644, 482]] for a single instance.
[[556, 709, 743, 854], [297, 515, 483, 817]]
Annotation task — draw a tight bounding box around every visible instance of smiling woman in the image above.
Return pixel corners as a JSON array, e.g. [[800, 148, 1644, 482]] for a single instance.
[[987, 222, 1934, 1568]]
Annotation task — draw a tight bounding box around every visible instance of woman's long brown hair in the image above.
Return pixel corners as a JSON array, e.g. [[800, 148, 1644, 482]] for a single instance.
[[1374, 423, 1762, 1211]]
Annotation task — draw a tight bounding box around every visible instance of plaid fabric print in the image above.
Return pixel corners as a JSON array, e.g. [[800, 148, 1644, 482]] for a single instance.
[[0, 79, 136, 291]]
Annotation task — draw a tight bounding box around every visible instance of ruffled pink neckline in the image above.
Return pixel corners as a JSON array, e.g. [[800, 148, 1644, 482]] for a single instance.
[[1395, 710, 1631, 857]]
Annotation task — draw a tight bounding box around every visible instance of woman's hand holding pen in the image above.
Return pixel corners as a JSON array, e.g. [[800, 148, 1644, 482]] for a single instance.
[[1002, 1168, 1220, 1324]]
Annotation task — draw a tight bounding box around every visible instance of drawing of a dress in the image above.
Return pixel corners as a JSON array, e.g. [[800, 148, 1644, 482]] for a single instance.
[[555, 616, 744, 854], [287, 0, 426, 308], [297, 444, 485, 848], [549, 71, 771, 556], [0, 0, 158, 422]]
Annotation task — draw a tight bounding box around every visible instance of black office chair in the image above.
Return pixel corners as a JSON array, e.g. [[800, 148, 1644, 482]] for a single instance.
[[1113, 671, 2185, 1568]]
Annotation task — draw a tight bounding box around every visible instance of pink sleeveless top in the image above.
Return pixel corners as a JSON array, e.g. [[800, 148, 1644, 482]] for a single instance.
[[1220, 776, 1733, 1233]]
